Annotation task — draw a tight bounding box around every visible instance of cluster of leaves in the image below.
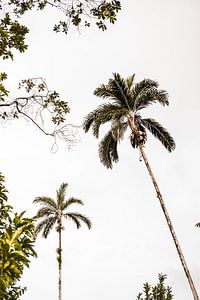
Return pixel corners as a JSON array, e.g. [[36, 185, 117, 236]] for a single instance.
[[0, 76, 77, 150], [0, 173, 37, 300], [136, 274, 173, 300], [6, 0, 121, 33], [0, 72, 9, 101], [0, 12, 29, 102], [0, 13, 29, 60], [91, 0, 121, 31], [18, 78, 70, 126]]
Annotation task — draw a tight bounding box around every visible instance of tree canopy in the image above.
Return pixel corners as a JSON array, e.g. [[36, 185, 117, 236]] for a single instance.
[[136, 274, 173, 300], [0, 173, 37, 300]]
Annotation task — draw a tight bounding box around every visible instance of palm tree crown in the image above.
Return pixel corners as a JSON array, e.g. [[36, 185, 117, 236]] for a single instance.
[[33, 183, 92, 238], [33, 183, 91, 300], [83, 73, 175, 168]]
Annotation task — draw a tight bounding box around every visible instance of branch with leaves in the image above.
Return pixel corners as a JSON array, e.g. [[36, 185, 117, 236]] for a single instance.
[[5, 0, 121, 33], [0, 77, 79, 150]]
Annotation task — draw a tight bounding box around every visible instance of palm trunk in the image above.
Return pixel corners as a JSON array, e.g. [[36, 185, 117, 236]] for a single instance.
[[57, 215, 62, 300], [58, 229, 62, 300], [128, 115, 199, 300]]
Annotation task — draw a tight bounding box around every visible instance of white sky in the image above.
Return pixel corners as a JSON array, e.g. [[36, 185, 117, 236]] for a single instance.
[[1, 0, 200, 299]]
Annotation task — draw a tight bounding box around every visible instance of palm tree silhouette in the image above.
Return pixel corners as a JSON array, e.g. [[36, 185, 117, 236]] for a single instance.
[[83, 73, 198, 300], [33, 183, 92, 300]]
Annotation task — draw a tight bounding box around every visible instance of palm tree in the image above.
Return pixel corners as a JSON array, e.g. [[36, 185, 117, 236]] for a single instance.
[[83, 73, 199, 300], [33, 183, 92, 300]]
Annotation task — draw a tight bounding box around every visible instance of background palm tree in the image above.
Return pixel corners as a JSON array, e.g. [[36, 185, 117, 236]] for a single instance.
[[83, 73, 199, 300], [33, 183, 92, 300]]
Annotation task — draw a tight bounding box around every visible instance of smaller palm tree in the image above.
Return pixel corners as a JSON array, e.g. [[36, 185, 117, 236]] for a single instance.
[[33, 183, 92, 300]]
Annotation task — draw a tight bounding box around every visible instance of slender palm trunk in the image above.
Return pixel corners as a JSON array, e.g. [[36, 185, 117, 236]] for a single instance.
[[58, 229, 62, 300], [128, 115, 199, 300]]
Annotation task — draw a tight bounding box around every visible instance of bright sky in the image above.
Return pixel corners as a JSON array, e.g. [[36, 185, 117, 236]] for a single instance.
[[1, 1, 200, 299]]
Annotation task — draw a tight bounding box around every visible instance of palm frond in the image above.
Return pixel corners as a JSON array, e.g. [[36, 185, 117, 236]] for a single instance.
[[33, 197, 57, 209], [57, 183, 68, 206], [82, 110, 96, 133], [64, 213, 92, 229], [93, 84, 116, 100], [135, 79, 159, 94], [62, 198, 83, 210], [34, 218, 49, 237], [98, 130, 119, 169], [126, 74, 135, 90], [35, 207, 55, 218], [94, 73, 131, 109], [110, 72, 131, 109], [134, 87, 169, 111], [34, 217, 56, 238], [43, 217, 57, 238], [141, 118, 176, 152], [63, 214, 81, 229], [83, 103, 127, 138]]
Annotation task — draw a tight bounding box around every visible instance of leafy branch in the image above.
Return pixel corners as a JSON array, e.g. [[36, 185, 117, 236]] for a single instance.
[[136, 274, 173, 300], [0, 77, 79, 150], [5, 0, 121, 34]]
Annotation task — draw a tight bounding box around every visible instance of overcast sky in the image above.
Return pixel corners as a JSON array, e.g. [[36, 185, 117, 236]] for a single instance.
[[1, 0, 200, 299]]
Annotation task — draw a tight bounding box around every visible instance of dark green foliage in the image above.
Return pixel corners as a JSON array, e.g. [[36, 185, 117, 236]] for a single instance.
[[141, 118, 175, 152], [83, 103, 127, 138], [0, 12, 29, 103], [98, 130, 118, 168], [0, 13, 28, 60], [136, 274, 173, 300], [83, 73, 175, 168], [5, 0, 121, 34], [0, 173, 37, 300]]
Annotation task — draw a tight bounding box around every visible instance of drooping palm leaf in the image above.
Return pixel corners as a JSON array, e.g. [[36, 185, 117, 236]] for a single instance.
[[141, 118, 175, 152], [83, 103, 127, 137], [34, 217, 55, 238], [134, 87, 169, 111], [33, 197, 57, 209], [62, 198, 83, 210], [98, 130, 118, 168], [35, 207, 55, 218], [134, 79, 159, 95], [64, 213, 92, 229], [42, 217, 57, 238]]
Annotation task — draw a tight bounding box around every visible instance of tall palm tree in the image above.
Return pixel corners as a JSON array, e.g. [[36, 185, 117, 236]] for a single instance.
[[33, 183, 92, 300], [83, 73, 199, 300]]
